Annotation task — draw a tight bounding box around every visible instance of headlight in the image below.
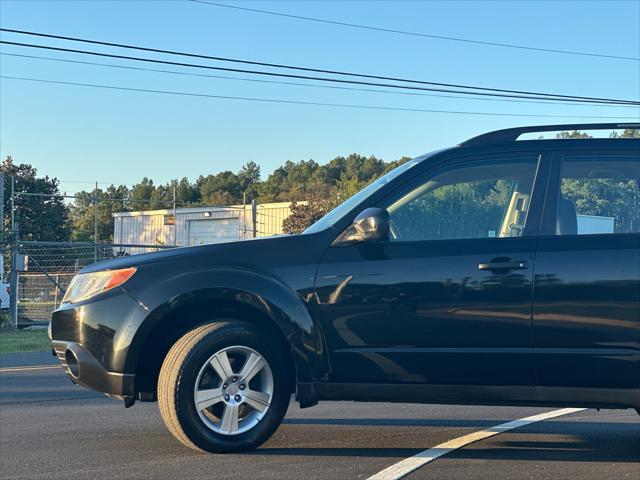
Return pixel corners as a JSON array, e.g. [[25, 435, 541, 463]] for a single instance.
[[62, 267, 137, 304]]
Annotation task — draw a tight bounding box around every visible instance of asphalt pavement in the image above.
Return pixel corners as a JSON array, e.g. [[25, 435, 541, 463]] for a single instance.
[[0, 352, 638, 479]]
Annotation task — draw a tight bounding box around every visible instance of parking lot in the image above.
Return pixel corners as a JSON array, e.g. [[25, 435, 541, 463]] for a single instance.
[[1, 352, 638, 480]]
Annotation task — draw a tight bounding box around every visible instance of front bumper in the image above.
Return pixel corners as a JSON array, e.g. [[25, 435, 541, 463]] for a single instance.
[[52, 340, 136, 399], [50, 286, 148, 399]]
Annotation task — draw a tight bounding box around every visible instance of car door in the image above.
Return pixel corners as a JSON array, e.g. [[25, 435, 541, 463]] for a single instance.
[[313, 152, 545, 386], [533, 148, 640, 389]]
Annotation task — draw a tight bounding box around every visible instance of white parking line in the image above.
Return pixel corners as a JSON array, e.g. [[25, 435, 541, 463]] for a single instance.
[[368, 407, 586, 480], [0, 365, 60, 373]]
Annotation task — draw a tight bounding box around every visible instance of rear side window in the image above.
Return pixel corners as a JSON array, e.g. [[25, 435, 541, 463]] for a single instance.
[[556, 154, 640, 235]]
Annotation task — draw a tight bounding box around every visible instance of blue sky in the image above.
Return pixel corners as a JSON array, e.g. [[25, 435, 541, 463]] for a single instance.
[[1, 0, 639, 194]]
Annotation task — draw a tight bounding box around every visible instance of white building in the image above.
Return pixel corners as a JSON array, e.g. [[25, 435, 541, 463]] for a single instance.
[[113, 202, 296, 249]]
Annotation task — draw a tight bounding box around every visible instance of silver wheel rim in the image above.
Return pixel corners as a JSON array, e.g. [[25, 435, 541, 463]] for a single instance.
[[193, 345, 274, 436]]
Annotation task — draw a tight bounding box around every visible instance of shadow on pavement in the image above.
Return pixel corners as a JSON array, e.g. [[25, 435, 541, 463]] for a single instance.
[[440, 421, 640, 464], [252, 447, 421, 458], [283, 418, 504, 428]]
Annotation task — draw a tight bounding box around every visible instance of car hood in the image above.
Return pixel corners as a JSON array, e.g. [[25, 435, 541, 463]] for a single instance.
[[80, 233, 324, 274]]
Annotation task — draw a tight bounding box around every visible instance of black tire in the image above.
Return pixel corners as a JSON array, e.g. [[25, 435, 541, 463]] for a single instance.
[[157, 320, 290, 453]]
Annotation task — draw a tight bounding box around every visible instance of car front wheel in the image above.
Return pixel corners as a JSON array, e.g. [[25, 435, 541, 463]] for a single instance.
[[157, 320, 290, 453]]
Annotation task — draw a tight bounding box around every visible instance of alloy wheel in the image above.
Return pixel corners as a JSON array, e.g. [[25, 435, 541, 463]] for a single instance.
[[193, 345, 274, 435]]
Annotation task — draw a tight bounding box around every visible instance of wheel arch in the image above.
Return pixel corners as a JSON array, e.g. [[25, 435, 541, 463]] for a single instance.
[[125, 268, 328, 405]]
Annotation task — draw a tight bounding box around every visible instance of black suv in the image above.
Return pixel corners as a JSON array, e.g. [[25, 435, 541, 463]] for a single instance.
[[51, 123, 640, 453]]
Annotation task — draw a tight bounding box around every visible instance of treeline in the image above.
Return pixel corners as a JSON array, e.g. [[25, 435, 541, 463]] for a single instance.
[[1, 153, 410, 241]]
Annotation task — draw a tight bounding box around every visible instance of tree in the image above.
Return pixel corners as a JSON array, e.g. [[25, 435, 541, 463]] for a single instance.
[[556, 130, 591, 139], [277, 154, 411, 232], [129, 177, 156, 210], [238, 161, 261, 200], [1, 156, 70, 241], [197, 171, 244, 205], [174, 177, 201, 205], [258, 159, 322, 202], [282, 196, 335, 234], [557, 129, 640, 140], [610, 129, 640, 138], [68, 185, 130, 242]]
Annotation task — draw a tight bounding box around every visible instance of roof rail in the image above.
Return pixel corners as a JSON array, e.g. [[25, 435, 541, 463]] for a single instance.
[[460, 122, 640, 147]]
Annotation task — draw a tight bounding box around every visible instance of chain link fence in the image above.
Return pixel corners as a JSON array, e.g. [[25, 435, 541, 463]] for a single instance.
[[13, 241, 174, 326]]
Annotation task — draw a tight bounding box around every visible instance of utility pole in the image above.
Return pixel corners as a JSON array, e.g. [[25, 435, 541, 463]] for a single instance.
[[172, 182, 177, 246], [93, 182, 98, 262], [242, 192, 246, 239], [0, 174, 4, 312], [0, 173, 4, 244], [10, 176, 15, 232], [251, 199, 257, 238], [9, 177, 16, 326], [9, 222, 18, 328]]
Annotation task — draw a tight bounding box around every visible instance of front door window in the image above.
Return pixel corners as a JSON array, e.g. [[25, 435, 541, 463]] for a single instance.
[[386, 158, 539, 242]]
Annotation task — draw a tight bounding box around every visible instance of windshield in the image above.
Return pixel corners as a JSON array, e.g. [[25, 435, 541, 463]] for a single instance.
[[303, 157, 423, 234]]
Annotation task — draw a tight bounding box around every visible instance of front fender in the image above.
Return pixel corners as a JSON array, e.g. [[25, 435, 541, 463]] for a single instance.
[[123, 266, 329, 384]]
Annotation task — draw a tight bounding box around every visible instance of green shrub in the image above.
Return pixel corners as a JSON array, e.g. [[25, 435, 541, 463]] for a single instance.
[[0, 311, 13, 330], [282, 197, 335, 234]]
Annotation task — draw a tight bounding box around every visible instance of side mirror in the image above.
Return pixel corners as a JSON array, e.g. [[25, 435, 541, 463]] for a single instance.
[[333, 208, 390, 245]]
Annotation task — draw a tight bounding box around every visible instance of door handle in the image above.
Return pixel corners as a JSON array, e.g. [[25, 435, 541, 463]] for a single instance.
[[478, 260, 528, 271]]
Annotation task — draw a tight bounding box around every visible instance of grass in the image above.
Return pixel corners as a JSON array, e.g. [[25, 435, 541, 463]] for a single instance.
[[0, 329, 51, 354]]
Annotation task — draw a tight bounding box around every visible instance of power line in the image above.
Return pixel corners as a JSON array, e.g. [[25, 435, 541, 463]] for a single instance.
[[4, 52, 636, 110], [2, 75, 638, 121], [1, 41, 636, 107], [189, 0, 640, 62], [1, 28, 637, 105], [16, 191, 221, 208], [57, 179, 132, 186]]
